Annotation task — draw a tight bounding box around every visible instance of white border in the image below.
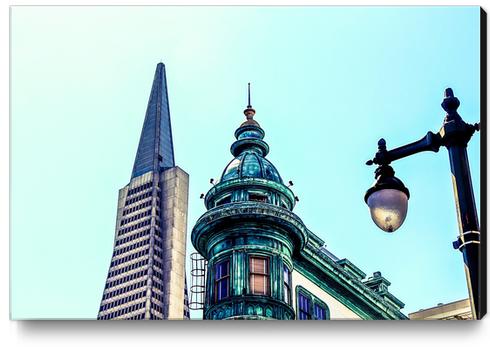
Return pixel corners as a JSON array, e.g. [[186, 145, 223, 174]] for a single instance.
[[2, 1, 488, 347]]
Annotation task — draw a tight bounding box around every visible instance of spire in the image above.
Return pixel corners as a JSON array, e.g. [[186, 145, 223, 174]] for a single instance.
[[131, 63, 175, 178], [243, 82, 257, 124], [230, 83, 269, 158], [247, 82, 252, 108]]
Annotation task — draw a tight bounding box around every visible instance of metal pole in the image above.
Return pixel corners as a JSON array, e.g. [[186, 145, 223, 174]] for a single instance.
[[448, 144, 481, 319], [440, 88, 481, 319]]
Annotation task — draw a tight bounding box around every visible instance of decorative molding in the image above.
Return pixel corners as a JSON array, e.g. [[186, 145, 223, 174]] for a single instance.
[[204, 178, 296, 209], [295, 250, 407, 320], [192, 201, 308, 256]]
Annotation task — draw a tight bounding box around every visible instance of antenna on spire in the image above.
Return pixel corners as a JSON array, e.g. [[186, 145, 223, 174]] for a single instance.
[[247, 82, 252, 108], [243, 82, 256, 120]]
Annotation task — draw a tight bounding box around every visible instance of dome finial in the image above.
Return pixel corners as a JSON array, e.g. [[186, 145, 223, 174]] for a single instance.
[[247, 82, 252, 108], [243, 82, 256, 120]]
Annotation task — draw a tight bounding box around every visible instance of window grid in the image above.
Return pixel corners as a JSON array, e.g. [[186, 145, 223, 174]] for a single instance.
[[112, 239, 150, 257], [125, 191, 153, 206], [120, 209, 153, 226], [98, 301, 146, 320], [127, 182, 153, 197], [118, 220, 151, 237], [123, 200, 153, 216], [108, 259, 148, 278], [102, 279, 148, 299], [110, 248, 150, 267], [105, 269, 148, 289], [100, 291, 146, 312], [115, 229, 151, 247]]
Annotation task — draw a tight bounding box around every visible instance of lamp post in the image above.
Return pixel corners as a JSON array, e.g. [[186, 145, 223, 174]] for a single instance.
[[364, 88, 482, 319]]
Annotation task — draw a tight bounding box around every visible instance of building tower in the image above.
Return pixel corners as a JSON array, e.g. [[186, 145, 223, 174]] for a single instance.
[[191, 86, 406, 320], [98, 63, 190, 320], [192, 88, 303, 320]]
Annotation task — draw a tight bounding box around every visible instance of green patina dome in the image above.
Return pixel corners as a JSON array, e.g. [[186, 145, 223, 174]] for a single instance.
[[219, 106, 282, 184], [202, 102, 296, 212], [221, 151, 283, 183]]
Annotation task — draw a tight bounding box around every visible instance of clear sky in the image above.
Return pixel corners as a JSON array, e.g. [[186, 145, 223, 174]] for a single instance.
[[10, 6, 480, 319]]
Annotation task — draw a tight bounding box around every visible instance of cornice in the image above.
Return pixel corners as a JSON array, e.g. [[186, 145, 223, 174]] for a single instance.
[[297, 244, 407, 320], [191, 201, 308, 256]]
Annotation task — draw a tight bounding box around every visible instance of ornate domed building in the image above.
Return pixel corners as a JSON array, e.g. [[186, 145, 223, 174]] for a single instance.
[[191, 89, 406, 320]]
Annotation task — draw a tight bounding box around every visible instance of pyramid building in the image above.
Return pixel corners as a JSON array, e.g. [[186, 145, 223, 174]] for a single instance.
[[98, 63, 189, 320]]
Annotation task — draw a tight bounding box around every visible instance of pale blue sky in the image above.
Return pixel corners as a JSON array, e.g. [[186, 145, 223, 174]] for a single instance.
[[11, 6, 480, 319]]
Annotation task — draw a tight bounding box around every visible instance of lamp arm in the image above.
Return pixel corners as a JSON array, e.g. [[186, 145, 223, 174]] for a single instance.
[[367, 131, 442, 166]]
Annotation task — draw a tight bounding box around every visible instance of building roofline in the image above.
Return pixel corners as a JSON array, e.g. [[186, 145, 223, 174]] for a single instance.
[[298, 229, 407, 320], [409, 298, 470, 316]]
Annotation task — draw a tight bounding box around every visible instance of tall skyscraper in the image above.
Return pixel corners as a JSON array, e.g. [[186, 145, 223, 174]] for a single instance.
[[98, 63, 189, 320]]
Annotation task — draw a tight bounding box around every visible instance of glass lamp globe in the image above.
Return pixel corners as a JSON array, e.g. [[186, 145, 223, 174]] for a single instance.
[[366, 188, 408, 232], [364, 165, 410, 233]]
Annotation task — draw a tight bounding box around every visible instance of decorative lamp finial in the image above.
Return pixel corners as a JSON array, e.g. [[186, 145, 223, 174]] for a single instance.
[[441, 87, 460, 116]]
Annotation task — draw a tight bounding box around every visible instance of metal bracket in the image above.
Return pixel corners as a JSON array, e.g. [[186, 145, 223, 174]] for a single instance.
[[452, 230, 481, 251]]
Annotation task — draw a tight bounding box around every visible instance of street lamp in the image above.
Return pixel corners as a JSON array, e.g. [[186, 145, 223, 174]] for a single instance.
[[364, 88, 482, 319], [364, 161, 409, 233]]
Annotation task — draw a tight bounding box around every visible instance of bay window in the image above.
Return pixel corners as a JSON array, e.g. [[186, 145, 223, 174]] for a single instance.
[[249, 256, 270, 295]]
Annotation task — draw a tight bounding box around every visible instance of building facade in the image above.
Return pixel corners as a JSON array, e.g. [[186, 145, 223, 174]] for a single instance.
[[191, 99, 407, 320], [409, 299, 472, 320], [98, 63, 190, 320]]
